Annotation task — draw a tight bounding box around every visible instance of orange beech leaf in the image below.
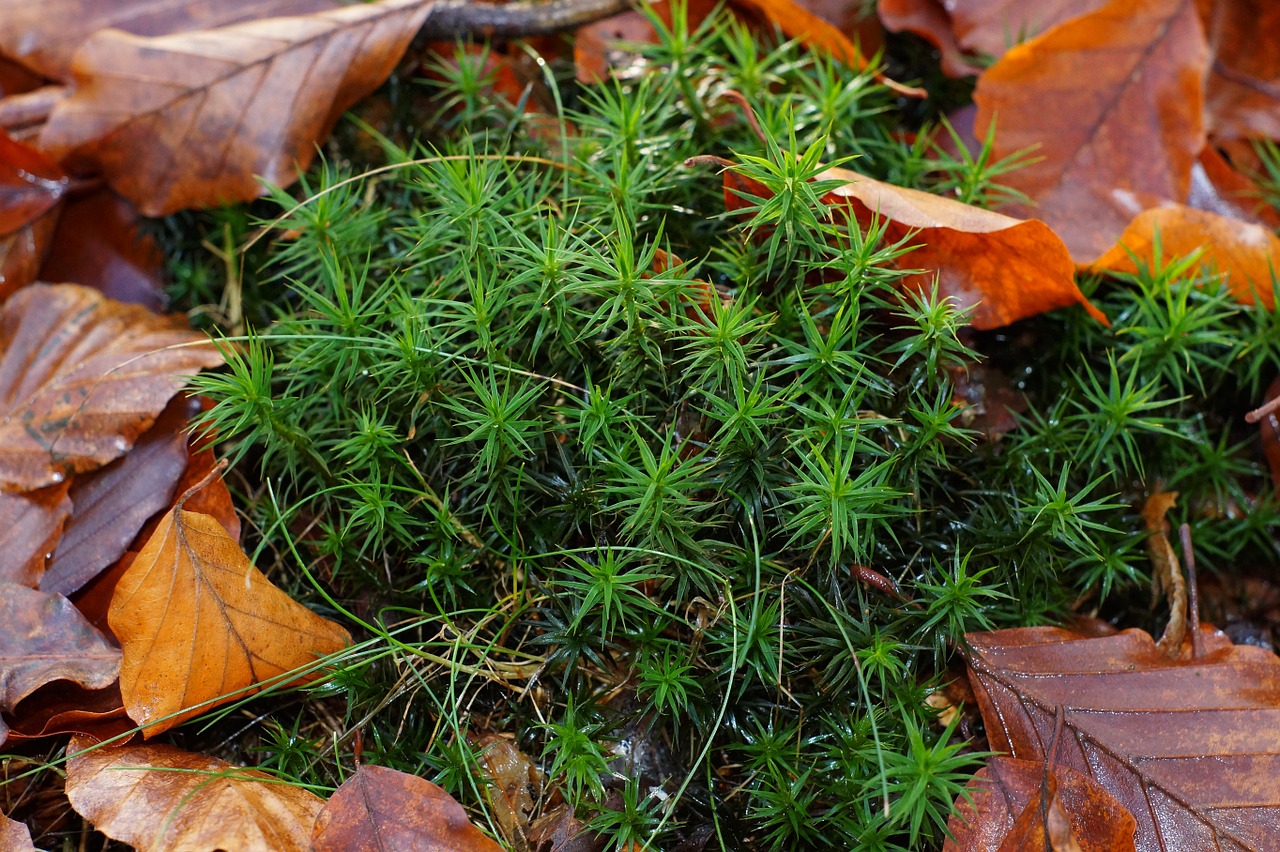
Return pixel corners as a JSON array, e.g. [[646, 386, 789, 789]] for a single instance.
[[0, 0, 338, 81], [65, 736, 324, 852], [1201, 0, 1280, 140], [0, 480, 70, 587], [40, 394, 194, 597], [312, 764, 503, 852], [944, 757, 1137, 852], [0, 813, 36, 852], [946, 0, 1109, 59], [964, 624, 1280, 851], [973, 0, 1209, 263], [1089, 204, 1280, 308], [0, 284, 222, 493], [703, 156, 1105, 329], [37, 0, 438, 216], [108, 502, 351, 737], [0, 582, 120, 745]]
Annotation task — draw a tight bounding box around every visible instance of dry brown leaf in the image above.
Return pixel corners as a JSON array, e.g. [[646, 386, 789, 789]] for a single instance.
[[311, 764, 503, 852], [0, 813, 37, 852], [0, 481, 70, 587], [0, 0, 338, 81], [1188, 146, 1280, 229], [0, 130, 68, 299], [1, 681, 130, 745], [108, 503, 351, 736], [965, 624, 1280, 851], [37, 0, 436, 216], [948, 0, 1109, 59], [703, 156, 1105, 329], [65, 735, 324, 852], [877, 0, 980, 78], [1089, 204, 1280, 308], [973, 0, 1209, 262], [1201, 0, 1280, 140], [0, 582, 120, 745], [1141, 490, 1187, 657], [0, 283, 222, 493], [944, 757, 1137, 852], [477, 735, 541, 843]]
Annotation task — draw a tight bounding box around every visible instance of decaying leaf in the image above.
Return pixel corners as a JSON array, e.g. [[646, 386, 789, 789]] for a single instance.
[[876, 0, 978, 78], [964, 624, 1280, 851], [1, 681, 130, 745], [37, 0, 437, 215], [0, 582, 120, 744], [65, 736, 324, 852], [1090, 204, 1280, 309], [973, 0, 1208, 262], [701, 156, 1105, 329], [1142, 490, 1187, 657], [0, 0, 338, 81], [477, 735, 542, 843], [0, 130, 68, 298], [0, 284, 222, 493], [0, 813, 36, 852], [0, 480, 70, 587], [1201, 0, 1280, 140], [946, 0, 1109, 60], [944, 756, 1137, 852], [311, 764, 503, 852], [108, 503, 351, 736]]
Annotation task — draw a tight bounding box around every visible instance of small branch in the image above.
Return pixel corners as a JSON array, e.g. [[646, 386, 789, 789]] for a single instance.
[[1179, 523, 1201, 660], [419, 0, 632, 40]]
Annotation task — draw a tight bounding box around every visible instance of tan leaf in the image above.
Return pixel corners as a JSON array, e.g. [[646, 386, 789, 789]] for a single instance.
[[0, 0, 338, 81], [0, 582, 120, 745], [312, 764, 503, 852], [0, 284, 222, 492], [108, 506, 351, 736], [973, 0, 1209, 262], [1089, 204, 1280, 308], [964, 624, 1280, 851], [38, 0, 436, 216], [0, 813, 36, 852], [65, 736, 323, 852]]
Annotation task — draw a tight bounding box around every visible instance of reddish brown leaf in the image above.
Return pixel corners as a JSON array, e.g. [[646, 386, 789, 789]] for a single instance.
[[0, 56, 43, 98], [0, 813, 36, 852], [2, 681, 130, 745], [1089, 204, 1280, 308], [0, 582, 120, 745], [1254, 375, 1280, 499], [40, 394, 194, 597], [973, 0, 1209, 262], [1201, 0, 1280, 140], [944, 757, 1137, 852], [706, 157, 1105, 328], [37, 0, 437, 216], [312, 764, 503, 852], [965, 624, 1280, 851], [1188, 146, 1280, 229], [65, 736, 323, 852], [0, 0, 339, 81], [736, 0, 873, 73], [177, 442, 241, 542], [0, 130, 68, 299], [0, 283, 222, 493], [877, 0, 979, 77], [108, 505, 351, 736], [38, 188, 166, 311], [947, 0, 1109, 59], [0, 480, 70, 587]]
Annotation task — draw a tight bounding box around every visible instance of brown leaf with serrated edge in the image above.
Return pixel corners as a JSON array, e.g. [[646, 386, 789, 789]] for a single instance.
[[0, 582, 120, 745], [108, 499, 351, 737], [0, 480, 70, 587], [0, 0, 338, 82], [40, 394, 193, 597], [312, 764, 503, 852], [65, 736, 323, 852], [964, 624, 1280, 852], [1089, 204, 1280, 309], [0, 813, 36, 852], [700, 155, 1105, 329], [1202, 0, 1280, 140], [38, 0, 436, 216], [944, 757, 1136, 852], [0, 283, 222, 493], [973, 0, 1208, 263]]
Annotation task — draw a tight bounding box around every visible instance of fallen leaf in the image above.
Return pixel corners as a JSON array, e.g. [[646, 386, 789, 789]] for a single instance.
[[477, 735, 541, 843], [311, 764, 503, 852], [38, 188, 166, 311], [965, 624, 1280, 851], [108, 503, 351, 736], [736, 0, 872, 73], [1142, 490, 1187, 657], [947, 0, 1109, 60], [0, 582, 120, 745], [973, 0, 1209, 262], [0, 283, 222, 493], [1253, 375, 1280, 499], [0, 130, 68, 299], [65, 736, 324, 852], [38, 0, 437, 215], [944, 757, 1137, 852], [1089, 204, 1280, 308], [0, 0, 339, 81], [0, 481, 70, 587], [702, 156, 1105, 328], [1201, 0, 1280, 140], [0, 813, 36, 852], [877, 0, 980, 77], [1, 680, 130, 745], [1188, 146, 1280, 229]]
